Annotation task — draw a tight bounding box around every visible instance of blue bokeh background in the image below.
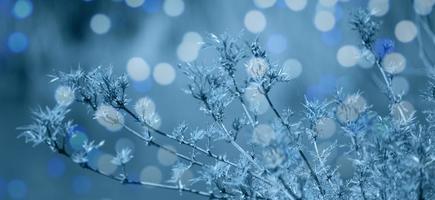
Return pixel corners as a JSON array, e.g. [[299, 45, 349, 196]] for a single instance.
[[0, 0, 432, 199]]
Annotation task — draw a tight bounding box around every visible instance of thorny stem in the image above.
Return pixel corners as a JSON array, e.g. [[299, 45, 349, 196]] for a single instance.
[[278, 175, 301, 200], [45, 128, 224, 199], [264, 93, 326, 197], [374, 61, 408, 122], [123, 124, 204, 167], [229, 76, 256, 128], [117, 105, 273, 186]]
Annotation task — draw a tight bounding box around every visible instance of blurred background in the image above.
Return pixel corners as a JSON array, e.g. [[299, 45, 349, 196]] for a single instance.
[[0, 0, 434, 199]]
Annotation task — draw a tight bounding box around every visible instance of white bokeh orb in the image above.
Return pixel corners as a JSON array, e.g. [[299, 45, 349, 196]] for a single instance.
[[153, 63, 176, 85], [368, 0, 390, 17], [314, 11, 335, 32], [414, 0, 434, 15], [177, 32, 203, 62], [90, 14, 111, 34], [252, 124, 275, 146], [395, 20, 417, 43], [315, 117, 336, 139], [97, 154, 118, 175], [157, 145, 178, 166], [282, 58, 303, 79], [382, 52, 406, 74], [127, 57, 151, 81], [254, 0, 277, 8], [244, 10, 267, 33], [163, 0, 184, 17], [125, 0, 144, 8], [140, 166, 162, 183], [284, 0, 307, 11], [337, 45, 360, 67]]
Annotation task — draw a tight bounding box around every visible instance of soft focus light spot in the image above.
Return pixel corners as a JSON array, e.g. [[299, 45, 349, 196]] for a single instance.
[[55, 85, 75, 106], [7, 32, 28, 53], [115, 138, 135, 152], [177, 32, 203, 62], [319, 0, 337, 7], [72, 176, 91, 195], [414, 0, 434, 15], [246, 57, 269, 78], [337, 45, 360, 67], [336, 156, 354, 179], [7, 180, 27, 199], [153, 63, 176, 85], [245, 83, 269, 115], [392, 101, 415, 122], [358, 48, 375, 69], [244, 10, 266, 33], [127, 57, 151, 81], [47, 156, 66, 178], [125, 0, 145, 8], [163, 0, 184, 17], [12, 0, 32, 19], [284, 0, 307, 11], [252, 124, 275, 146], [267, 34, 287, 54], [314, 11, 335, 32], [282, 58, 303, 79], [140, 166, 162, 183], [315, 117, 336, 139], [391, 76, 410, 96], [336, 94, 367, 123], [90, 14, 111, 34], [157, 145, 178, 166], [87, 149, 102, 169], [395, 20, 417, 43], [382, 52, 406, 74], [368, 0, 389, 17], [97, 154, 118, 175], [254, 0, 277, 8], [69, 130, 88, 151]]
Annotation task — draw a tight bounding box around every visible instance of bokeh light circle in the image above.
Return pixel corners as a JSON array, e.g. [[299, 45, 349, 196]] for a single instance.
[[337, 45, 360, 67], [127, 57, 151, 81], [314, 11, 335, 32], [395, 20, 417, 43], [90, 14, 111, 34], [153, 63, 176, 85], [244, 10, 267, 33]]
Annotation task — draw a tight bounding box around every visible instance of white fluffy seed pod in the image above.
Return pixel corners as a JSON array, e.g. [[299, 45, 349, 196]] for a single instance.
[[246, 57, 269, 79], [95, 105, 124, 132], [55, 86, 75, 106]]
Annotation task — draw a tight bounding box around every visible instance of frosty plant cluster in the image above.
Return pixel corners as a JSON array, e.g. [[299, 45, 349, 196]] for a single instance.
[[19, 9, 435, 200]]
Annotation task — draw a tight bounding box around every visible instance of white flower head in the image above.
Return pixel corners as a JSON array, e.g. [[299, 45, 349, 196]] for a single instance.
[[55, 85, 75, 106], [134, 97, 161, 128], [111, 147, 133, 166], [134, 97, 156, 120], [252, 124, 276, 146], [95, 105, 124, 132], [246, 57, 269, 79]]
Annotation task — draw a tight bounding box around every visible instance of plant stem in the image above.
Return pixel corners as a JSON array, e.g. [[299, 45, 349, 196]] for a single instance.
[[264, 93, 325, 197]]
